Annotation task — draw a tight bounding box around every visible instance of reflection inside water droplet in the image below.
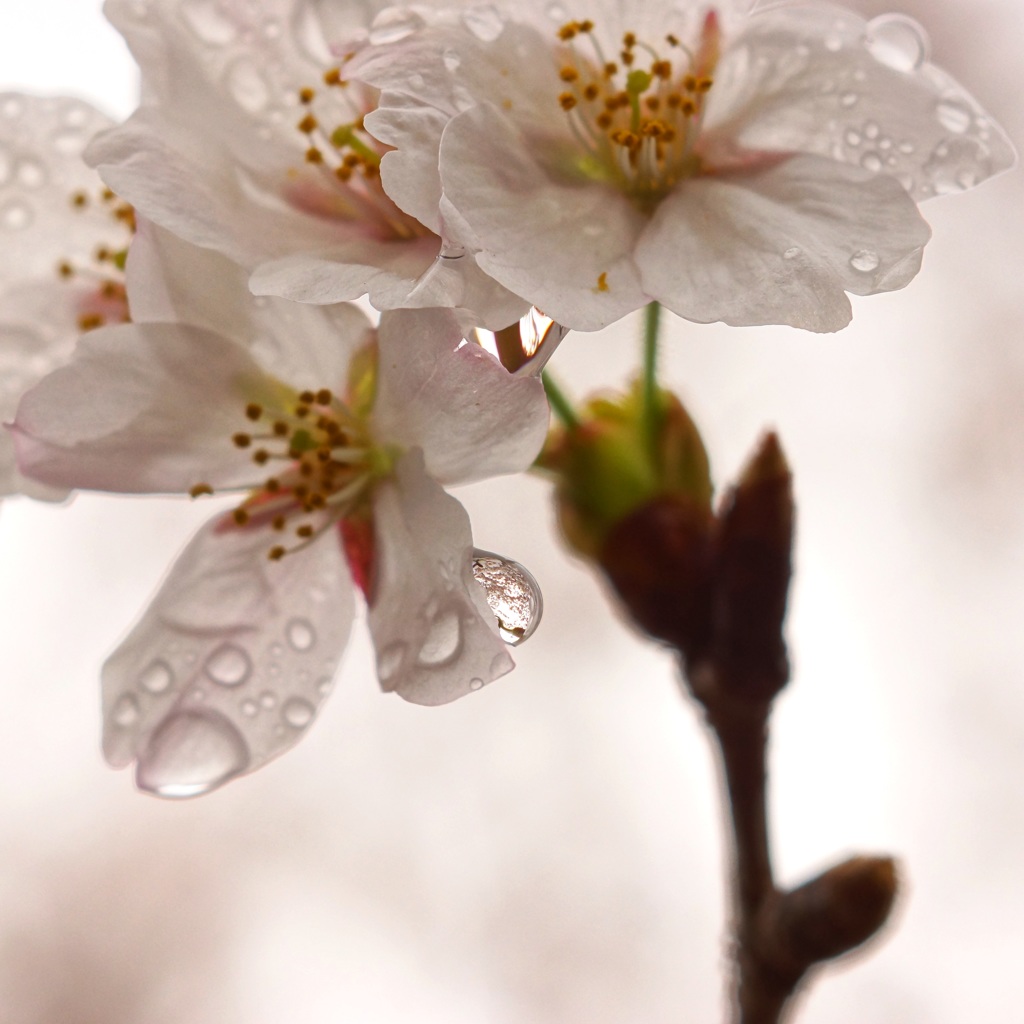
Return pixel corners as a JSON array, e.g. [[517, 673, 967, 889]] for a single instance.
[[111, 694, 140, 728], [135, 710, 250, 798], [865, 14, 929, 73], [472, 549, 543, 645], [936, 99, 972, 135], [204, 643, 252, 686], [282, 697, 315, 729]]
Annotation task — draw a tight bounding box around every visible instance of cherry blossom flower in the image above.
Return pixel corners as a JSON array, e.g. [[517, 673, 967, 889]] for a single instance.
[[12, 225, 549, 797], [85, 0, 527, 328], [0, 93, 130, 498], [351, 2, 1015, 332]]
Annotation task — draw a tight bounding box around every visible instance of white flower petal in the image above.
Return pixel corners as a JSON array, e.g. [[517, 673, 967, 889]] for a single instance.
[[637, 154, 931, 332], [12, 322, 274, 493], [707, 4, 1015, 200], [373, 308, 549, 484], [368, 451, 513, 707], [439, 103, 649, 331], [102, 512, 355, 797]]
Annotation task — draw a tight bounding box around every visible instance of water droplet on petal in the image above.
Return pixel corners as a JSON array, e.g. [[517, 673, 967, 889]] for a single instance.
[[839, 92, 858, 108], [111, 694, 140, 728], [16, 158, 46, 188], [180, 0, 239, 44], [936, 98, 972, 134], [863, 121, 880, 140], [462, 3, 504, 41], [844, 129, 861, 147], [850, 249, 880, 273], [783, 247, 801, 260], [317, 676, 333, 696], [204, 643, 252, 686], [240, 699, 259, 717], [469, 677, 484, 691], [443, 48, 462, 72], [259, 690, 277, 710], [282, 697, 315, 729], [286, 617, 316, 652], [135, 710, 250, 798], [226, 58, 270, 113], [369, 7, 425, 44], [866, 14, 929, 73], [545, 1, 567, 21], [1, 200, 32, 230], [417, 608, 463, 666], [472, 550, 543, 646], [378, 642, 405, 682], [860, 152, 882, 172], [139, 659, 174, 695]]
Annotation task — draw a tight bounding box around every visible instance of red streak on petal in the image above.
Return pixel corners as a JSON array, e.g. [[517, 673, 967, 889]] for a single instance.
[[340, 516, 375, 600]]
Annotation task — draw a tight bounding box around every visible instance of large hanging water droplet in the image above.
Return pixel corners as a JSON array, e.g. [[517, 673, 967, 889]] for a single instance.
[[135, 710, 250, 798], [866, 14, 929, 73], [417, 607, 463, 666], [462, 3, 504, 41], [204, 643, 252, 686], [282, 697, 315, 729], [139, 659, 174, 695], [286, 617, 316, 652], [849, 249, 881, 273], [369, 7, 426, 44], [472, 550, 543, 646]]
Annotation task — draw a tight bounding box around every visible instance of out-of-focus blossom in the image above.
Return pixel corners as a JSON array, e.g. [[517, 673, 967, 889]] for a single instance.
[[0, 92, 130, 498], [352, 2, 1015, 332], [86, 0, 527, 327], [12, 226, 549, 797]]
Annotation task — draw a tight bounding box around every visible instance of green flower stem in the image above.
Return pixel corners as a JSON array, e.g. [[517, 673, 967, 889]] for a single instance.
[[542, 371, 580, 430], [641, 301, 662, 458]]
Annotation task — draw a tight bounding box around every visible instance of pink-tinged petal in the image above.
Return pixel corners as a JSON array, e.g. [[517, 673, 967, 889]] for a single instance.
[[636, 154, 931, 333], [368, 451, 513, 707], [101, 512, 355, 797], [439, 104, 649, 331], [707, 5, 1015, 201], [0, 93, 114, 282], [125, 220, 372, 388], [249, 234, 440, 308], [373, 308, 549, 484], [12, 322, 275, 493]]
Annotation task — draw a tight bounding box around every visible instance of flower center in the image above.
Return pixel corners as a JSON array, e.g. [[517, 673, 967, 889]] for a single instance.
[[552, 13, 720, 210], [58, 187, 134, 331], [288, 64, 432, 242], [191, 378, 393, 562]]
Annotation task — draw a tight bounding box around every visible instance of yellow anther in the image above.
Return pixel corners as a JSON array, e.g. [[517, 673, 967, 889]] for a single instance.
[[269, 546, 286, 561], [232, 432, 252, 448], [95, 245, 111, 262], [681, 97, 697, 116], [57, 261, 74, 278], [335, 165, 353, 182], [305, 147, 324, 164], [596, 271, 609, 292], [253, 449, 270, 465], [578, 19, 593, 31], [294, 404, 310, 418], [233, 508, 250, 526], [695, 76, 713, 92], [596, 111, 613, 129], [559, 92, 578, 111], [297, 113, 318, 134], [558, 22, 578, 41], [299, 390, 316, 403], [78, 313, 104, 330], [266, 477, 281, 492], [645, 96, 661, 111], [684, 74, 697, 91], [622, 32, 636, 47], [583, 83, 599, 101], [621, 50, 635, 66], [273, 421, 289, 436], [666, 33, 680, 46], [604, 61, 618, 77], [652, 60, 672, 79], [71, 191, 88, 208], [299, 86, 315, 103], [272, 515, 286, 530], [189, 483, 214, 498], [315, 388, 333, 405], [296, 525, 314, 539], [323, 67, 342, 85], [245, 403, 263, 421], [559, 66, 579, 82], [342, 153, 362, 168]]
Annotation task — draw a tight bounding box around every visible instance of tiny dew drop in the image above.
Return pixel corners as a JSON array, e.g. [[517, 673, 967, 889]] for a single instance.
[[936, 98, 972, 135], [469, 678, 484, 691], [417, 607, 463, 666], [850, 249, 880, 273], [286, 617, 316, 652], [240, 699, 259, 718], [259, 690, 277, 710], [282, 697, 315, 729], [865, 14, 929, 73], [369, 7, 425, 44], [139, 659, 174, 695], [783, 247, 801, 260], [461, 3, 504, 41], [443, 48, 461, 72], [1, 199, 32, 230], [111, 694, 140, 728], [860, 152, 883, 172], [204, 643, 252, 687]]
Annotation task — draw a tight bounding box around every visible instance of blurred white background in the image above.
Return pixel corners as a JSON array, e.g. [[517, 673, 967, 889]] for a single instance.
[[0, 1, 1021, 1021]]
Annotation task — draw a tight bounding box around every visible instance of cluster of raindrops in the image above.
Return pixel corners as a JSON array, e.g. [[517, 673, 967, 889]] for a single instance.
[[112, 609, 335, 798]]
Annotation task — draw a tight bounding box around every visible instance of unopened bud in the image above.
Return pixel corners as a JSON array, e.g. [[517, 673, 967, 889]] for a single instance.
[[712, 432, 794, 701], [763, 855, 899, 968]]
